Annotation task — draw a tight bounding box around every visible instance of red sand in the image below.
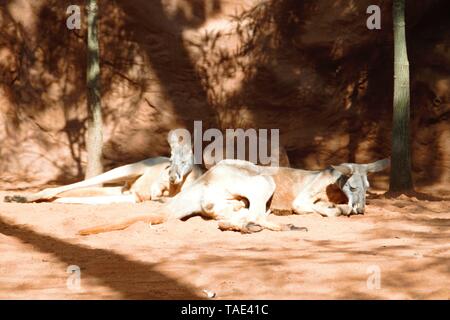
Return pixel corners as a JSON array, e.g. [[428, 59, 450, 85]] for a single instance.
[[0, 189, 448, 300]]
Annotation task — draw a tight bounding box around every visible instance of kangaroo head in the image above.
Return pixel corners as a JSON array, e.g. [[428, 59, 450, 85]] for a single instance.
[[332, 158, 390, 214], [167, 129, 194, 185]]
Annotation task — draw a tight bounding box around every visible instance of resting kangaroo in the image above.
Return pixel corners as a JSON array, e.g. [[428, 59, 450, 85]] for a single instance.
[[78, 158, 389, 235], [4, 130, 204, 204], [269, 158, 390, 216]]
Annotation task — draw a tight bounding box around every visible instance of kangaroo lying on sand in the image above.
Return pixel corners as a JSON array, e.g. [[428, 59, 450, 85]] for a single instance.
[[78, 158, 389, 235], [4, 131, 204, 204]]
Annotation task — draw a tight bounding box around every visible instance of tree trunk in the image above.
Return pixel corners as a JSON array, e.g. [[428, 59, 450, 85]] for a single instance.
[[389, 0, 413, 193], [85, 0, 103, 179]]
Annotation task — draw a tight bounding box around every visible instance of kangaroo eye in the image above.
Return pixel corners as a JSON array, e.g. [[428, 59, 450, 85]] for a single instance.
[[350, 186, 357, 192]]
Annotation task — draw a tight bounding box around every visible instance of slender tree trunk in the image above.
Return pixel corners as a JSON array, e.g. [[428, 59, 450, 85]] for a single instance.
[[85, 0, 103, 179], [389, 0, 413, 193]]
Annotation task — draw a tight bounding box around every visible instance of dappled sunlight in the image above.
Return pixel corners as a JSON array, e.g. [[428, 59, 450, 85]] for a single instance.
[[0, 0, 449, 187]]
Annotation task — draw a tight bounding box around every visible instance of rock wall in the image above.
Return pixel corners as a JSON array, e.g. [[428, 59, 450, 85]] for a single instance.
[[0, 0, 449, 188]]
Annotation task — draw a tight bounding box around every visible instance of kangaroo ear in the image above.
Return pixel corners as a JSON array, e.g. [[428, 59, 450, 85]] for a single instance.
[[364, 158, 390, 173], [331, 164, 354, 176]]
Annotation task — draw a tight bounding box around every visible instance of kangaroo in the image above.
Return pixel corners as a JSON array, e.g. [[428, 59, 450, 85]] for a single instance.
[[77, 158, 389, 235], [268, 158, 390, 217], [3, 130, 204, 204]]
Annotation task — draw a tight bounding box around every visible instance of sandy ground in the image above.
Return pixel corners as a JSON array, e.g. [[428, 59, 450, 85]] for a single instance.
[[0, 189, 449, 300]]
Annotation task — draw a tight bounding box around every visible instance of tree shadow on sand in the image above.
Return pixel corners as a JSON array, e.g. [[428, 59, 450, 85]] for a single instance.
[[0, 216, 201, 299]]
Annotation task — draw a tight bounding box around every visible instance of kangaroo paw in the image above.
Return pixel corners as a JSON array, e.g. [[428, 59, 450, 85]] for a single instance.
[[242, 222, 264, 234], [283, 224, 308, 232], [4, 195, 28, 203]]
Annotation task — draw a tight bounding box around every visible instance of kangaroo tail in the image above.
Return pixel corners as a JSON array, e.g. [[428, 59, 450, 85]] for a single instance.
[[78, 214, 166, 236]]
